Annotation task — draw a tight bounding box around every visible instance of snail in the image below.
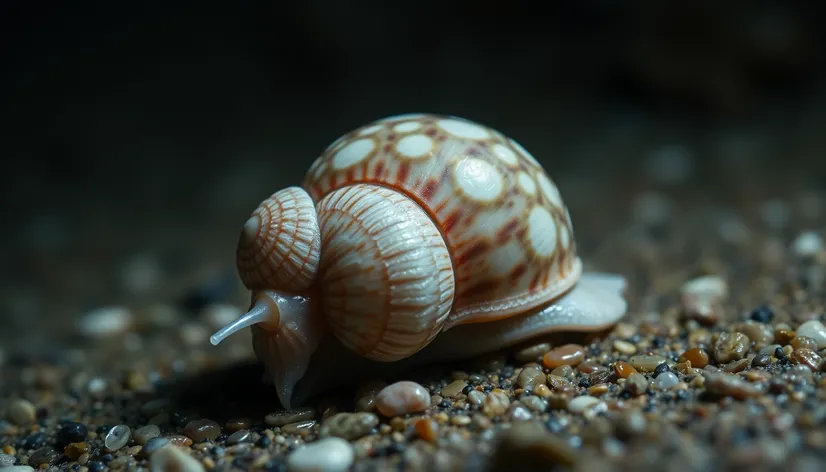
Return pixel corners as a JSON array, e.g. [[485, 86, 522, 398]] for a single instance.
[[210, 113, 628, 408]]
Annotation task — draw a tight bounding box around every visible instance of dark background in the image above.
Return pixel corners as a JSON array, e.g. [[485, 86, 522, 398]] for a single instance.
[[2, 1, 825, 350]]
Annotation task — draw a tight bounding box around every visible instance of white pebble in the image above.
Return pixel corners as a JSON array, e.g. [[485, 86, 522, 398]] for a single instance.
[[287, 437, 355, 472], [791, 231, 823, 258], [567, 395, 601, 413], [654, 372, 680, 390], [150, 445, 205, 472], [681, 275, 728, 298], [797, 320, 826, 349], [2, 467, 35, 472], [76, 307, 133, 338], [88, 378, 107, 398]]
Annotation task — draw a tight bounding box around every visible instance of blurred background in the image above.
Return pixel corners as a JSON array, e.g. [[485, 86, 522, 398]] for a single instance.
[[2, 1, 825, 353]]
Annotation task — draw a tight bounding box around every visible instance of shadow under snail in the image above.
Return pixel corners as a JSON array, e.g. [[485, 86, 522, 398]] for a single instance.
[[210, 113, 628, 408]]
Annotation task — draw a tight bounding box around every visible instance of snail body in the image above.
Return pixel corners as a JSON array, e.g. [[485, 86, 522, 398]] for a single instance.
[[210, 113, 628, 408]]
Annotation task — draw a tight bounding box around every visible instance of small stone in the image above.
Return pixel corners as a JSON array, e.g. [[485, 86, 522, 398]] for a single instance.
[[141, 437, 171, 457], [375, 381, 431, 417], [104, 425, 132, 451], [286, 437, 354, 472], [679, 348, 710, 368], [482, 391, 510, 417], [612, 340, 637, 355], [624, 373, 649, 396], [150, 445, 205, 472], [134, 425, 161, 445], [680, 275, 727, 324], [792, 231, 823, 258], [654, 372, 680, 390], [513, 343, 551, 363], [791, 348, 823, 371], [567, 396, 601, 413], [750, 305, 775, 323], [467, 390, 485, 405], [516, 365, 545, 390], [714, 332, 750, 363], [226, 430, 250, 445], [265, 407, 316, 427], [354, 381, 386, 412], [542, 344, 585, 369], [64, 442, 89, 460], [705, 373, 764, 400], [7, 399, 36, 426], [2, 467, 34, 472], [414, 418, 438, 442], [319, 413, 378, 440], [797, 320, 826, 349], [28, 447, 60, 466], [613, 361, 638, 378], [628, 355, 666, 372], [0, 453, 17, 467], [183, 419, 220, 442], [440, 380, 467, 398], [76, 306, 133, 338]]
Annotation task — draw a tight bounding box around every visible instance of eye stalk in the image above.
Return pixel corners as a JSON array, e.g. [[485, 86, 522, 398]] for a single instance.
[[210, 290, 310, 345]]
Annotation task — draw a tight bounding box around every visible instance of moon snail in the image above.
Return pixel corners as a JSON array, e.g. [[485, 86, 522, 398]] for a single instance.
[[209, 113, 629, 408]]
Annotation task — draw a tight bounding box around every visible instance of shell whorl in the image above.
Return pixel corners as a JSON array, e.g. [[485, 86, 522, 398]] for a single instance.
[[302, 114, 578, 329], [315, 183, 455, 362], [236, 186, 322, 292]]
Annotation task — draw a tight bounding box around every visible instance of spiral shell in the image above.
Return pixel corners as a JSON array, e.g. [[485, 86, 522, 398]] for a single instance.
[[236, 186, 322, 292], [303, 114, 579, 328]]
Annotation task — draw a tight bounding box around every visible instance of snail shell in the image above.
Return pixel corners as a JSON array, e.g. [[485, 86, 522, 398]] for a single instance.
[[210, 113, 628, 408]]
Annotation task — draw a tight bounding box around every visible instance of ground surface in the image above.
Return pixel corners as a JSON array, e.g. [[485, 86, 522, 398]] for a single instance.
[[2, 103, 826, 472]]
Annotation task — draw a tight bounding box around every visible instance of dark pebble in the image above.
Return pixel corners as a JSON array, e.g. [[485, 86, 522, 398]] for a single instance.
[[257, 436, 272, 447], [28, 447, 60, 466], [545, 417, 565, 433], [750, 305, 774, 323], [462, 385, 473, 395], [652, 337, 666, 348], [653, 362, 671, 378], [264, 458, 288, 472], [439, 400, 451, 409], [752, 354, 772, 367], [88, 461, 106, 472], [57, 422, 88, 446], [775, 347, 790, 364], [22, 432, 48, 449], [675, 389, 691, 401], [102, 453, 113, 463]]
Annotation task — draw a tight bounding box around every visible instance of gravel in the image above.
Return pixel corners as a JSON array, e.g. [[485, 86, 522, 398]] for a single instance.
[[2, 139, 826, 472]]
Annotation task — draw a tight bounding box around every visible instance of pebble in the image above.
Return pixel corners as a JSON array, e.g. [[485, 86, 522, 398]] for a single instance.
[[680, 275, 728, 324], [797, 320, 826, 349], [0, 453, 16, 467], [7, 399, 36, 426], [567, 396, 601, 413], [141, 437, 171, 457], [513, 343, 551, 363], [628, 355, 666, 372], [624, 373, 649, 396], [287, 437, 354, 472], [542, 344, 585, 369], [150, 444, 205, 472], [704, 374, 764, 400], [320, 413, 379, 440], [2, 467, 33, 472], [75, 306, 133, 338], [613, 340, 637, 355], [791, 231, 823, 258], [613, 361, 638, 378], [183, 419, 220, 442], [714, 332, 750, 363], [354, 381, 387, 412], [516, 365, 545, 390], [226, 430, 250, 445], [414, 418, 438, 442], [679, 348, 710, 368], [654, 371, 680, 390], [440, 380, 467, 398], [104, 425, 131, 451], [375, 381, 431, 417], [28, 447, 59, 466], [265, 408, 315, 427], [134, 425, 161, 445]]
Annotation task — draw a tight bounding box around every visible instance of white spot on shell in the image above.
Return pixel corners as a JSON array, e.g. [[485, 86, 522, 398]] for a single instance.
[[395, 134, 433, 158], [536, 172, 563, 207], [332, 139, 375, 170], [393, 121, 422, 133], [527, 206, 557, 257], [487, 240, 522, 276], [510, 138, 541, 167], [517, 172, 536, 195], [438, 119, 490, 140], [560, 223, 570, 248], [358, 124, 384, 136], [453, 158, 503, 202], [492, 143, 518, 166]]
